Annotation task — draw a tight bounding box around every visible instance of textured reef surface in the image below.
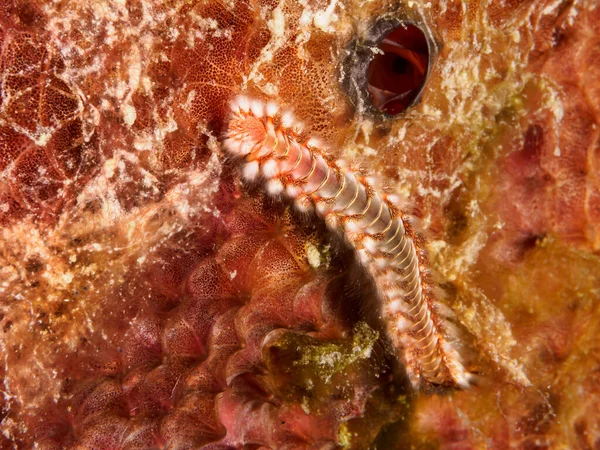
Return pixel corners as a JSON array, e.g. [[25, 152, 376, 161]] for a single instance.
[[0, 0, 599, 449]]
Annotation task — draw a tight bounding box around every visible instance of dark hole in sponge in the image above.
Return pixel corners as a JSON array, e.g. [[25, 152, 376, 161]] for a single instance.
[[367, 24, 430, 115]]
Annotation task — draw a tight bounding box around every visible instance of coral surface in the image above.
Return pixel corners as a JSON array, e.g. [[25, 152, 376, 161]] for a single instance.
[[0, 0, 599, 449]]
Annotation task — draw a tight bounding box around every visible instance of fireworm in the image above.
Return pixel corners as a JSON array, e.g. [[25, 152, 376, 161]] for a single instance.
[[223, 96, 473, 388]]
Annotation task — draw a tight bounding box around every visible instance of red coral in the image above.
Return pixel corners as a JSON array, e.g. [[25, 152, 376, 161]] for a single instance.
[[0, 31, 97, 223]]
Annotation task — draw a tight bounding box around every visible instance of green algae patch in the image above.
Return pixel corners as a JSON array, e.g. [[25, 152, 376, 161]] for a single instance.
[[264, 322, 382, 402], [338, 423, 352, 448], [292, 322, 379, 383], [264, 322, 409, 448]]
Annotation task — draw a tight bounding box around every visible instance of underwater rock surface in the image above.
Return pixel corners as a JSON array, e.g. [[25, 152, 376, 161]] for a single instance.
[[0, 0, 598, 448]]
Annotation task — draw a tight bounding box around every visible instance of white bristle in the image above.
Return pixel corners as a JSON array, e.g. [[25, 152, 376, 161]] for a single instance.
[[242, 161, 260, 180], [386, 194, 402, 206], [235, 96, 251, 113], [223, 138, 242, 155], [250, 100, 265, 118], [344, 220, 361, 233], [262, 159, 280, 178], [238, 138, 259, 155], [345, 232, 362, 243], [324, 213, 339, 230], [395, 315, 411, 332], [441, 321, 461, 342], [364, 176, 377, 188], [306, 137, 321, 149], [229, 98, 242, 113], [294, 195, 313, 213], [387, 299, 402, 314], [280, 111, 296, 129], [292, 122, 304, 134], [266, 102, 279, 117], [266, 178, 284, 195], [373, 256, 388, 269], [358, 249, 370, 264], [315, 201, 331, 216], [286, 185, 301, 198], [433, 301, 455, 319], [379, 271, 399, 284], [405, 214, 420, 227], [387, 288, 407, 300], [396, 333, 415, 350], [362, 236, 377, 253], [336, 158, 348, 169]]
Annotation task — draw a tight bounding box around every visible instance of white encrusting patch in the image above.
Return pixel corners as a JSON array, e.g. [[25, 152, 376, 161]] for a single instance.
[[122, 104, 137, 126], [306, 243, 322, 269]]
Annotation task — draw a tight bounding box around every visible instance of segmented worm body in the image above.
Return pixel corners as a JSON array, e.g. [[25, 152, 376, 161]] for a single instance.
[[223, 96, 472, 388]]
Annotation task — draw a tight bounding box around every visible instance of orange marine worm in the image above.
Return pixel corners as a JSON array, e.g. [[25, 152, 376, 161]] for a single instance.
[[223, 96, 472, 389]]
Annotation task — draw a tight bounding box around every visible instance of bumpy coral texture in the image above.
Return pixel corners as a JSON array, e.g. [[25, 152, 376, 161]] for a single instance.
[[22, 192, 395, 449], [0, 31, 96, 223], [1, 0, 599, 449]]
